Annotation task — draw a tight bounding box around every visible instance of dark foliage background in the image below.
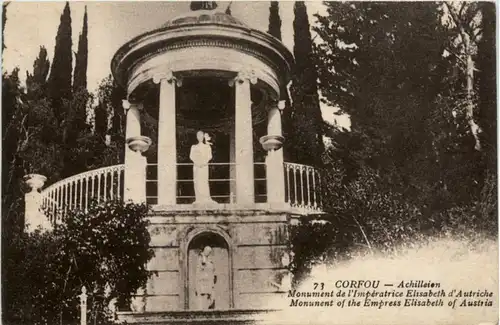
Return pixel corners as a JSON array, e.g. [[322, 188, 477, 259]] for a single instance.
[[287, 1, 497, 282]]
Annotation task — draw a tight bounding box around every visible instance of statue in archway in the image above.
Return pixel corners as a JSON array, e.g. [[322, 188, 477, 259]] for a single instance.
[[195, 246, 217, 309], [190, 131, 216, 204]]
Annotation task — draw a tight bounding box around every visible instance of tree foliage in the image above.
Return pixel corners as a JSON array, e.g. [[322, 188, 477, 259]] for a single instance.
[[291, 161, 496, 283], [314, 2, 481, 206], [2, 6, 149, 323], [73, 6, 88, 93], [287, 1, 324, 167], [94, 74, 127, 166], [267, 1, 282, 40], [3, 201, 154, 325], [288, 2, 497, 284], [442, 2, 483, 151], [47, 2, 73, 122], [26, 46, 50, 100], [2, 68, 28, 237], [477, 2, 496, 168]]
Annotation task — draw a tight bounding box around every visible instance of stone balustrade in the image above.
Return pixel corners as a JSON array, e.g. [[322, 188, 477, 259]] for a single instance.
[[39, 164, 125, 225], [31, 161, 322, 229]]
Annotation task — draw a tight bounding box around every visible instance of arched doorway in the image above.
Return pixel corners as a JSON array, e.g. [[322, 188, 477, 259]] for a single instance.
[[187, 232, 231, 310]]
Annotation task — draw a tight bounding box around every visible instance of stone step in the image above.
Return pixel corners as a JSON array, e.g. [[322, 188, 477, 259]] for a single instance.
[[117, 309, 283, 325]]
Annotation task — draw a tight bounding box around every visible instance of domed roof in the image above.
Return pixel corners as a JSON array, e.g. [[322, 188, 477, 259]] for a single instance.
[[161, 10, 247, 29]]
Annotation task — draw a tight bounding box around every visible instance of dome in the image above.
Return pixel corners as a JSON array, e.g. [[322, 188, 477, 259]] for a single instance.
[[112, 7, 294, 100], [161, 10, 247, 29]]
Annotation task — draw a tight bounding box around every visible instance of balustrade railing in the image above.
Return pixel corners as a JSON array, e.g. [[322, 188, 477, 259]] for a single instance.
[[284, 162, 322, 212], [145, 162, 267, 205], [145, 162, 322, 212], [38, 161, 322, 223], [40, 164, 125, 224]]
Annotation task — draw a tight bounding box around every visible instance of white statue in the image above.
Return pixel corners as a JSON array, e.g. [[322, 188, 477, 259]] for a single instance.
[[190, 131, 216, 204], [195, 246, 217, 309]]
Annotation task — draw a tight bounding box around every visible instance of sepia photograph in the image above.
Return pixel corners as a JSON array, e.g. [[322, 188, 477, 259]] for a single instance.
[[1, 1, 498, 324]]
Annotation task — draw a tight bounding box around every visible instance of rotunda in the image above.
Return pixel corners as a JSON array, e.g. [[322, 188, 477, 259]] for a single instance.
[[111, 5, 295, 208]]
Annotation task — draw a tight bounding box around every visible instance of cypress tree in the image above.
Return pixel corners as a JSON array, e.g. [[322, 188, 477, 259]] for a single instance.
[[69, 5, 89, 138], [94, 98, 108, 139], [47, 2, 72, 122], [26, 46, 50, 99], [73, 6, 88, 93], [107, 77, 127, 142], [2, 68, 25, 248], [288, 1, 324, 166], [267, 1, 282, 40]]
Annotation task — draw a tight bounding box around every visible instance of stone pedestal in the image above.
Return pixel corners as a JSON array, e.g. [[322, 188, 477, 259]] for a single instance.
[[124, 101, 143, 202], [126, 136, 152, 203]]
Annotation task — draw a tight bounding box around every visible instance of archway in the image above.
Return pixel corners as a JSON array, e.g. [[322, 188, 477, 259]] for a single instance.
[[187, 232, 231, 310]]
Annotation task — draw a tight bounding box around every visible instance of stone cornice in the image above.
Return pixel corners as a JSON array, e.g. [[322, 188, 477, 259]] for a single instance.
[[112, 24, 293, 96], [112, 24, 291, 71], [126, 46, 281, 100], [124, 39, 283, 90]]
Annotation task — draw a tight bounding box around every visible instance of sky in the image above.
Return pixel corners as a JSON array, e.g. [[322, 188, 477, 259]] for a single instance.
[[3, 1, 350, 128]]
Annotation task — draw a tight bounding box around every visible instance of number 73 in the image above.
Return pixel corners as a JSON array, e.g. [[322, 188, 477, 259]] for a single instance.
[[314, 283, 324, 290]]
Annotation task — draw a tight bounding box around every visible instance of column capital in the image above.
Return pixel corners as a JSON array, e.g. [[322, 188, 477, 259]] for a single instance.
[[122, 100, 143, 111], [153, 71, 182, 86], [122, 99, 131, 110], [229, 69, 258, 86], [266, 101, 286, 113]]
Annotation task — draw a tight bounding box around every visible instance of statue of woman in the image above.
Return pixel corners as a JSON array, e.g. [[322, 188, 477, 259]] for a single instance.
[[190, 131, 216, 204], [195, 246, 217, 309]]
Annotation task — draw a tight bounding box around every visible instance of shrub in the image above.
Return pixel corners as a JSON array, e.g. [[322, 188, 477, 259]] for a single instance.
[[3, 200, 153, 325]]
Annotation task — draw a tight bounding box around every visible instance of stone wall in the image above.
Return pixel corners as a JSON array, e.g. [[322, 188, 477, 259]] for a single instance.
[[131, 210, 291, 312]]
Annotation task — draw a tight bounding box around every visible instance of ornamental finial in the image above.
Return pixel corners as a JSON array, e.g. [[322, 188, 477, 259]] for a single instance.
[[190, 1, 218, 11]]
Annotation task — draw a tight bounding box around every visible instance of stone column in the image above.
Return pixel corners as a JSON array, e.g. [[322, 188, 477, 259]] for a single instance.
[[23, 173, 49, 232], [154, 72, 179, 206], [231, 70, 257, 205], [123, 100, 144, 203], [260, 101, 286, 205], [229, 122, 236, 203]]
